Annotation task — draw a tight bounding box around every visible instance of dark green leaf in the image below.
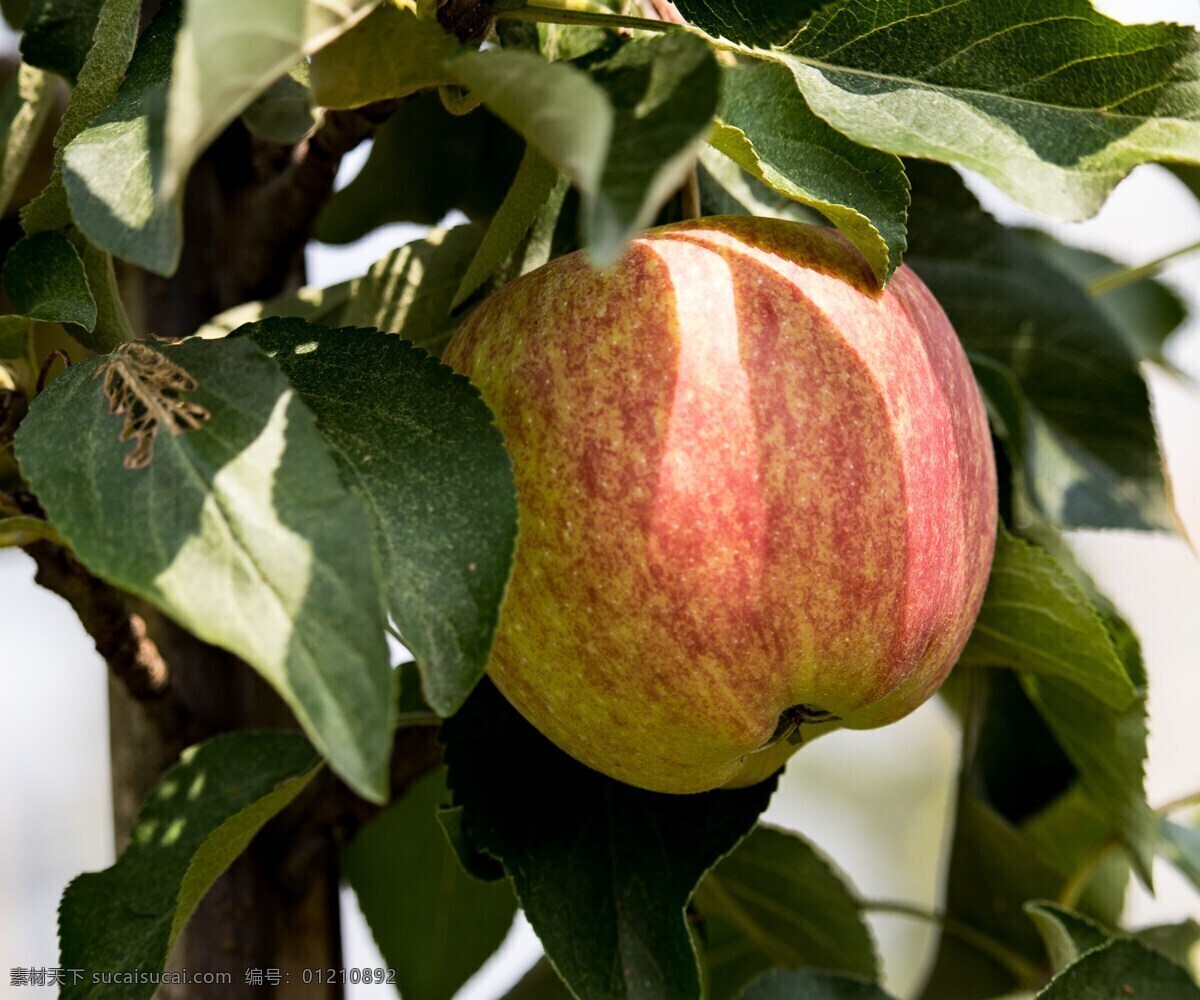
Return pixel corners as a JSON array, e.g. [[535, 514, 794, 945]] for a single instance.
[[1020, 672, 1156, 885], [501, 960, 576, 1000], [344, 224, 484, 356], [0, 315, 31, 357], [58, 732, 322, 1000], [1037, 939, 1200, 998], [711, 60, 908, 283], [20, 0, 103, 83], [693, 825, 877, 1000], [1018, 230, 1186, 370], [310, 3, 458, 109], [343, 767, 517, 1000], [241, 61, 317, 145], [61, 0, 182, 275], [1024, 903, 1111, 974], [22, 0, 141, 234], [1161, 818, 1200, 893], [15, 337, 393, 801], [960, 529, 1136, 710], [907, 164, 1170, 532], [2, 231, 96, 330], [0, 0, 31, 30], [766, 0, 1200, 221], [247, 318, 517, 717], [672, 0, 823, 48], [741, 969, 898, 1000], [441, 680, 776, 1000], [453, 147, 561, 309], [0, 62, 56, 217], [697, 147, 822, 223], [315, 94, 521, 244]]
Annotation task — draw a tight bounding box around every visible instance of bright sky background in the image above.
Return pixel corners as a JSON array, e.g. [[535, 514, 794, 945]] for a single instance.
[[2, 3, 1199, 997]]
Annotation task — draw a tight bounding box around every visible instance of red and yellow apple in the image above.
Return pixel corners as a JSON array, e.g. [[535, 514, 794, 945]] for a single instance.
[[442, 216, 997, 794]]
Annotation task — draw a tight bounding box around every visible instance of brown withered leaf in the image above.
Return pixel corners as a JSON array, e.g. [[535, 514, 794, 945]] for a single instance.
[[94, 342, 211, 470]]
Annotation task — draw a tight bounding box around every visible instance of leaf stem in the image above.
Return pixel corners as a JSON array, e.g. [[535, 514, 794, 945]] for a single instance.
[[863, 900, 1045, 986], [494, 2, 677, 32], [1087, 239, 1200, 295]]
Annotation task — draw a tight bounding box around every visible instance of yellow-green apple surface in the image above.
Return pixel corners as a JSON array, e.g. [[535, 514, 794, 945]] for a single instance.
[[442, 216, 997, 794]]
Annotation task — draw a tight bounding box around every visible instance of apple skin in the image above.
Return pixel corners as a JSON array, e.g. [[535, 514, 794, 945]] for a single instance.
[[442, 216, 997, 794]]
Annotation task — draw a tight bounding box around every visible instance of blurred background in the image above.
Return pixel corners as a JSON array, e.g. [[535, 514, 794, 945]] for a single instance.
[[2, 0, 1199, 996]]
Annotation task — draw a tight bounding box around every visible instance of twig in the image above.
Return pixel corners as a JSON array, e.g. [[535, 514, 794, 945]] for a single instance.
[[1088, 238, 1200, 295]]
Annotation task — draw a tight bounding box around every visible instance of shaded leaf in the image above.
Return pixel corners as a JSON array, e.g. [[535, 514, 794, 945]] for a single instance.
[[2, 231, 96, 330], [195, 279, 353, 341], [242, 61, 317, 145], [0, 62, 56, 217], [907, 164, 1170, 532], [343, 767, 517, 1000], [315, 93, 521, 243], [960, 529, 1136, 710], [453, 147, 561, 309], [247, 318, 517, 717], [711, 60, 908, 283], [1020, 671, 1156, 886], [21, 0, 141, 234], [697, 146, 820, 223], [58, 732, 321, 1000], [161, 0, 378, 203], [693, 825, 877, 1000], [763, 0, 1200, 222], [1136, 921, 1200, 979], [15, 337, 393, 801], [1018, 229, 1186, 371], [1037, 939, 1200, 998], [442, 680, 776, 1000], [310, 3, 458, 109], [344, 224, 484, 356], [741, 969, 897, 1000], [19, 0, 103, 83]]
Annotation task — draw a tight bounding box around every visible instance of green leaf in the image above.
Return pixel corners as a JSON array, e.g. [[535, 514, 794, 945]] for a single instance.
[[672, 0, 823, 48], [960, 530, 1135, 710], [441, 680, 777, 1000], [58, 732, 322, 1000], [15, 337, 394, 801], [315, 93, 521, 244], [0, 514, 62, 547], [0, 315, 31, 357], [741, 969, 898, 1000], [1161, 818, 1200, 893], [1037, 939, 1200, 998], [907, 164, 1170, 532], [246, 318, 518, 717], [21, 0, 141, 234], [1017, 230, 1187, 371], [711, 60, 908, 284], [1136, 921, 1200, 978], [1, 0, 31, 30], [453, 147, 561, 309], [310, 2, 458, 109], [343, 767, 517, 1000], [0, 62, 56, 217], [693, 825, 877, 1000], [2, 231, 96, 330], [757, 0, 1200, 222], [1020, 671, 1156, 886], [61, 0, 182, 274], [19, 0, 103, 83], [452, 33, 720, 264], [344, 224, 485, 356], [1024, 903, 1111, 974], [241, 61, 318, 145], [161, 0, 378, 203]]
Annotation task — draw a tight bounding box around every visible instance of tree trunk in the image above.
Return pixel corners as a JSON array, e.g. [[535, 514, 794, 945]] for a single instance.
[[110, 123, 341, 997]]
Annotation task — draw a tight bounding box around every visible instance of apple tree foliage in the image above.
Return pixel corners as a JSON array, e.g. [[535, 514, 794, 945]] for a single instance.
[[0, 0, 1198, 997]]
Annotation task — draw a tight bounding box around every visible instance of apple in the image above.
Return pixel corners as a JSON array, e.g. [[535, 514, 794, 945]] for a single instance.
[[442, 216, 997, 794]]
